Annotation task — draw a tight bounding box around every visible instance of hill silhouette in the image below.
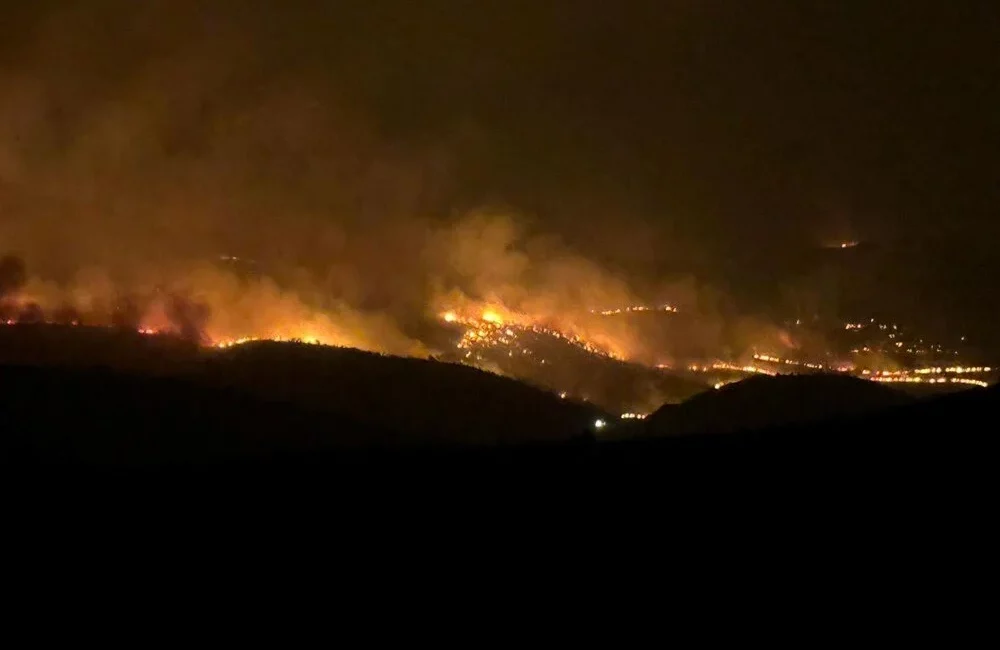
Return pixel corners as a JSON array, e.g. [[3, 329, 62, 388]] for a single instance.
[[584, 382, 1000, 491], [0, 323, 202, 374], [2, 323, 997, 478], [0, 364, 400, 464], [0, 325, 604, 462], [642, 373, 914, 437], [199, 341, 605, 444]]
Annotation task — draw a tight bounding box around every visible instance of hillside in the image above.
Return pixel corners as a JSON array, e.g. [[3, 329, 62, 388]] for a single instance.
[[199, 341, 605, 444], [642, 373, 913, 437], [433, 318, 708, 413], [0, 324, 202, 374], [3, 323, 996, 474], [586, 382, 1000, 487], [1, 364, 395, 463], [0, 324, 604, 457]]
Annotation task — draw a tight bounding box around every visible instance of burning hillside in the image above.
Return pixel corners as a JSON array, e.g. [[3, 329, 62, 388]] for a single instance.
[[0, 253, 424, 355], [430, 304, 707, 413], [441, 307, 624, 362], [4, 240, 992, 419]]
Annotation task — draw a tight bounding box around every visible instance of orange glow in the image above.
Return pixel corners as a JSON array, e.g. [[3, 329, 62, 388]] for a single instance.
[[1, 317, 336, 351], [437, 301, 627, 361]]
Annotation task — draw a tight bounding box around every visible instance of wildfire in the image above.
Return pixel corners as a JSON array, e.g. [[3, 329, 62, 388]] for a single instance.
[[869, 376, 989, 388], [688, 361, 776, 376], [753, 353, 850, 372], [438, 304, 627, 361], [591, 304, 678, 316], [859, 366, 992, 377], [701, 351, 998, 389], [0, 317, 334, 351], [4, 249, 993, 401], [212, 335, 324, 349]]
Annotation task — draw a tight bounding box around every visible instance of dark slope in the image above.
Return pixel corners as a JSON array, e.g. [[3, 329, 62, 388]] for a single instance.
[[0, 324, 202, 374], [0, 364, 397, 464], [594, 382, 1000, 479], [644, 373, 913, 437], [0, 325, 605, 459], [200, 341, 604, 444], [2, 323, 994, 480], [454, 342, 708, 413], [2, 353, 996, 493]]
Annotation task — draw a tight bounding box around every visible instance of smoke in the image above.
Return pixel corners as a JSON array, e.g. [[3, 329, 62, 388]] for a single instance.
[[0, 255, 27, 297], [423, 211, 649, 359], [0, 3, 443, 353], [0, 2, 806, 367]]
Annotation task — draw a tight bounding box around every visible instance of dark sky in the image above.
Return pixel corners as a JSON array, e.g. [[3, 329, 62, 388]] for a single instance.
[[2, 1, 998, 284], [253, 0, 999, 252]]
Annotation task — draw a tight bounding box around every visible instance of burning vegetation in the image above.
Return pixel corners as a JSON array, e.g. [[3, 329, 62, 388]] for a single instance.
[[3, 236, 994, 421], [0, 252, 422, 354], [0, 2, 993, 421]]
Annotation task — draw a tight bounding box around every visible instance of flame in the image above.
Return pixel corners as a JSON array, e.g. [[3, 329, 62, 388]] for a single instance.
[[436, 297, 996, 394], [2, 255, 993, 397], [439, 302, 627, 362], [680, 351, 996, 389], [0, 316, 336, 352], [434, 295, 644, 361], [481, 310, 503, 324], [0, 262, 426, 357]]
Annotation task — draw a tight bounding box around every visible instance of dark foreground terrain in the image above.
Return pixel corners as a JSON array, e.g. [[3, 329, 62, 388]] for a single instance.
[[0, 324, 605, 450], [641, 374, 915, 438], [2, 365, 997, 482], [1, 325, 997, 498]]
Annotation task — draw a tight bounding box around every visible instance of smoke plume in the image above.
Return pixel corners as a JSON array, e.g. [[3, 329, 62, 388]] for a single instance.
[[0, 2, 804, 367]]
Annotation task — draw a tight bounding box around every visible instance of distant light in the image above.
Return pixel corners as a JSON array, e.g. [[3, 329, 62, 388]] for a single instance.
[[559, 391, 567, 399], [594, 419, 606, 430]]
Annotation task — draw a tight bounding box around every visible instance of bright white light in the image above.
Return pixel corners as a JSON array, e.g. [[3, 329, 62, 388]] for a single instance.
[[594, 419, 606, 430]]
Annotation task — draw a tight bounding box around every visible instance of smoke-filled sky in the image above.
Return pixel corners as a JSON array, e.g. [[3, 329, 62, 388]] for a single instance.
[[1, 1, 998, 351]]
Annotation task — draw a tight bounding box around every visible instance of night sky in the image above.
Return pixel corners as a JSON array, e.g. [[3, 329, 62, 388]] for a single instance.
[[1, 1, 997, 345], [223, 0, 999, 251]]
